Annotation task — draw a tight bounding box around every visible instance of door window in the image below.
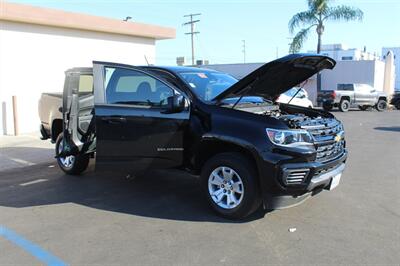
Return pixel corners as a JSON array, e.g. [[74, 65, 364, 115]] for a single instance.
[[104, 67, 174, 107]]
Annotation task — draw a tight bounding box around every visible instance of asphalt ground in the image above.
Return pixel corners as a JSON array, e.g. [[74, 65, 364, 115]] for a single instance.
[[0, 110, 399, 265]]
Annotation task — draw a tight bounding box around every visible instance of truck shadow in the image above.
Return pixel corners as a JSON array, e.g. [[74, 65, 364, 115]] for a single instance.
[[374, 126, 400, 132], [0, 161, 265, 223]]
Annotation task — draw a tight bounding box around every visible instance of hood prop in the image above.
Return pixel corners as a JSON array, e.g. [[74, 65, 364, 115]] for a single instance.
[[287, 80, 308, 105]]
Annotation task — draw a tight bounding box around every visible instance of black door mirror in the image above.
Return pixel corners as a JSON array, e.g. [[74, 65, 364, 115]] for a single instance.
[[162, 95, 185, 114]]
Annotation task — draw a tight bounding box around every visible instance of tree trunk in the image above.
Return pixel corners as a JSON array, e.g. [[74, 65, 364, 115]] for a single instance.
[[316, 29, 322, 93], [317, 32, 322, 53]]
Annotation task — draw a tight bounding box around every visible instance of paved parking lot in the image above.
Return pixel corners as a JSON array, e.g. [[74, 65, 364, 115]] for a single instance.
[[0, 110, 399, 265]]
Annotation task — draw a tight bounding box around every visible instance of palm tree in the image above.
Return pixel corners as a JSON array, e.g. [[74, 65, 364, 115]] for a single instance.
[[289, 0, 364, 54], [288, 0, 363, 92]]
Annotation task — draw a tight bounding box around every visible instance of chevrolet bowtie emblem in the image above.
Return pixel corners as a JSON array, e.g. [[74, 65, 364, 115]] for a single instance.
[[334, 134, 341, 142]]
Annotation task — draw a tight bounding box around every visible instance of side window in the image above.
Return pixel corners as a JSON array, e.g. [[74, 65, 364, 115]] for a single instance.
[[337, 84, 354, 91], [78, 75, 93, 95], [104, 67, 174, 107]]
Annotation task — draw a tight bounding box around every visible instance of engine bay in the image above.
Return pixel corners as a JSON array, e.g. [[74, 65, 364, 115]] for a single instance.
[[234, 102, 338, 130]]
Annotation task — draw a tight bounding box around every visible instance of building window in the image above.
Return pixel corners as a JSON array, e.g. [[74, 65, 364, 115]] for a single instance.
[[341, 56, 353, 60]]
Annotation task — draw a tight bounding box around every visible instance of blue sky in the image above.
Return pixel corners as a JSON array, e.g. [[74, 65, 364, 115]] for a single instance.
[[9, 0, 400, 65]]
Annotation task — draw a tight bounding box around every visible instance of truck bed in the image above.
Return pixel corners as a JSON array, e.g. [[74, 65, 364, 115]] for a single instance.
[[38, 92, 63, 140]]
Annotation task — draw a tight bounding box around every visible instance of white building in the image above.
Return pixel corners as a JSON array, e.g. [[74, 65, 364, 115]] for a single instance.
[[382, 47, 400, 90], [200, 63, 264, 79], [202, 59, 387, 104], [0, 2, 175, 135], [308, 44, 380, 61], [303, 60, 386, 102]]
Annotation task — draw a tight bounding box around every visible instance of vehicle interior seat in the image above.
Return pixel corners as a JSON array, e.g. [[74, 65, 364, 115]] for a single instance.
[[136, 81, 153, 103]]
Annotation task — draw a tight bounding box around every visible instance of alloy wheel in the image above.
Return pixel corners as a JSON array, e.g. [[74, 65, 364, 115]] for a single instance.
[[208, 166, 244, 209], [58, 139, 75, 168]]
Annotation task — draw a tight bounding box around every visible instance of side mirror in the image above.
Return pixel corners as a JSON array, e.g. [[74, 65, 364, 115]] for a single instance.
[[162, 95, 185, 114]]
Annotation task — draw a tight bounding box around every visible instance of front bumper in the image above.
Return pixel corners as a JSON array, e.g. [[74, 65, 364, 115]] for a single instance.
[[262, 150, 347, 210]]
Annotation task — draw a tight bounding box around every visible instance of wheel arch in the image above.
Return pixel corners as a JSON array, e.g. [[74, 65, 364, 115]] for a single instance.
[[194, 138, 261, 177], [340, 96, 351, 102], [378, 96, 387, 101], [51, 119, 63, 142]]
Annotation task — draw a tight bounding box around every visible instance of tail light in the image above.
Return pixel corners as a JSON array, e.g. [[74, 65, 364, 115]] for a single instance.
[[331, 91, 336, 98]]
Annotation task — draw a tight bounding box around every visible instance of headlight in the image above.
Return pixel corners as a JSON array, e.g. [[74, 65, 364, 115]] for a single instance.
[[266, 128, 314, 147]]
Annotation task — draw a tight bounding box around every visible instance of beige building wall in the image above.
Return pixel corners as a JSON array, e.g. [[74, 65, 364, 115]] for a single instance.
[[0, 1, 175, 135], [0, 21, 157, 134]]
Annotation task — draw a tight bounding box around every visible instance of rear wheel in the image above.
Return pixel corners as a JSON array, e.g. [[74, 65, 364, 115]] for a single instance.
[[55, 133, 90, 175], [339, 99, 350, 112], [200, 153, 261, 219], [376, 99, 387, 111]]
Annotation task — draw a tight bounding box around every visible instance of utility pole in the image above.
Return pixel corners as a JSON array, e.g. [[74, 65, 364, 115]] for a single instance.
[[183, 13, 201, 65], [242, 40, 246, 64]]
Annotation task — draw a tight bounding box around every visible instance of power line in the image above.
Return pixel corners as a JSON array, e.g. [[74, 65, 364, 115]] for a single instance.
[[183, 13, 201, 65]]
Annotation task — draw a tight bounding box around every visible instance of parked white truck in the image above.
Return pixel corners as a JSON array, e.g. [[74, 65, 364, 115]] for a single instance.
[[317, 83, 387, 112]]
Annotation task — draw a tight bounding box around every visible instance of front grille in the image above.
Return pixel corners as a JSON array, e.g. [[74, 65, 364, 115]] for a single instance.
[[316, 140, 345, 162], [302, 121, 346, 163]]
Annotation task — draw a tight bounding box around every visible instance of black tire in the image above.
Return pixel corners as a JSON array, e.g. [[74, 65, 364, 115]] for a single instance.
[[375, 99, 387, 111], [200, 152, 261, 219], [339, 99, 350, 112], [396, 102, 400, 110], [55, 133, 90, 175], [358, 105, 370, 111], [322, 103, 333, 111]]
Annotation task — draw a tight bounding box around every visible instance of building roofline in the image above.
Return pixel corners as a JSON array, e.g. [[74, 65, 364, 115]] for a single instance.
[[0, 1, 175, 40]]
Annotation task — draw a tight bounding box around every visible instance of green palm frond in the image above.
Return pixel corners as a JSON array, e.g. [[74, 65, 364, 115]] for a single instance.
[[289, 26, 313, 53], [325, 5, 364, 21], [289, 10, 317, 33], [308, 0, 330, 14], [289, 0, 363, 53]]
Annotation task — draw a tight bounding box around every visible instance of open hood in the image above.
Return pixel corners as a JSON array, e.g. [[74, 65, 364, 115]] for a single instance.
[[213, 54, 336, 102]]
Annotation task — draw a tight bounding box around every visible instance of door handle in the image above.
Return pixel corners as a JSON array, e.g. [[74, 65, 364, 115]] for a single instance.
[[101, 116, 127, 124]]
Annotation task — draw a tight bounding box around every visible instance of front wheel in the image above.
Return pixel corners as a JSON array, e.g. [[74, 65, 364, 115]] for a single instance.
[[339, 99, 350, 112], [200, 153, 261, 219], [376, 99, 387, 111], [55, 133, 90, 175]]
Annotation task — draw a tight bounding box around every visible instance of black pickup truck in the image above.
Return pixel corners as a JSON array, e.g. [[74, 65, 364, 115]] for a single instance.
[[39, 54, 347, 219]]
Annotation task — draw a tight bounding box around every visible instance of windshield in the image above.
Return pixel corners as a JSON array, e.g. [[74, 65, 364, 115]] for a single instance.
[[178, 71, 238, 101]]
